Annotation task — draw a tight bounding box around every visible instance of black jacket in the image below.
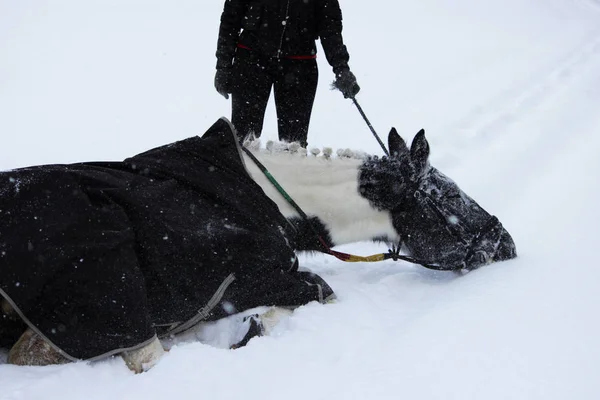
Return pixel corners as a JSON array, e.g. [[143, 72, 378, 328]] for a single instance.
[[216, 0, 350, 73]]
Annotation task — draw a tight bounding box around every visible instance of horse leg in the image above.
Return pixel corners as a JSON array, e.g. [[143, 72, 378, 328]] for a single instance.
[[231, 306, 294, 349], [3, 297, 164, 371], [121, 336, 165, 373], [258, 307, 294, 335], [3, 296, 68, 366], [8, 328, 165, 372], [7, 328, 69, 366]]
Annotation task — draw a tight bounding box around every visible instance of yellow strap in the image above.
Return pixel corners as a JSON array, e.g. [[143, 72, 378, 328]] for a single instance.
[[329, 250, 388, 263]]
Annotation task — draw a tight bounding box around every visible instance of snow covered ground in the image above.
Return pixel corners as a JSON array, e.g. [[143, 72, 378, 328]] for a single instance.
[[1, 0, 600, 398]]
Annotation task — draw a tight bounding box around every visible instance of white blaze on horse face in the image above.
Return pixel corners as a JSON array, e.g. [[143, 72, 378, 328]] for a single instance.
[[243, 148, 399, 246]]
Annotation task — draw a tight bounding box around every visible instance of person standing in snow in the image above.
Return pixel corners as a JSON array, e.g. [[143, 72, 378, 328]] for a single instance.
[[214, 0, 360, 148]]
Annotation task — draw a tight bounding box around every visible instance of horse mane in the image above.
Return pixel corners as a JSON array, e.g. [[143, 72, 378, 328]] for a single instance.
[[242, 137, 371, 162]]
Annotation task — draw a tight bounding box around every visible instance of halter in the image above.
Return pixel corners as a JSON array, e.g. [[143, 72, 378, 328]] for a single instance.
[[406, 187, 503, 270]]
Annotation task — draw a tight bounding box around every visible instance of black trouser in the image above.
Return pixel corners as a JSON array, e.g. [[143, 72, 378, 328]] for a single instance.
[[231, 48, 318, 148]]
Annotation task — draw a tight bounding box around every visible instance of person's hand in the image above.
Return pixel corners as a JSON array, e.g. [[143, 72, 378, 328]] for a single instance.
[[214, 68, 232, 99], [333, 68, 360, 99]]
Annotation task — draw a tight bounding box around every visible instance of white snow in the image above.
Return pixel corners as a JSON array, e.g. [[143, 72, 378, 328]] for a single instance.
[[1, 0, 600, 399]]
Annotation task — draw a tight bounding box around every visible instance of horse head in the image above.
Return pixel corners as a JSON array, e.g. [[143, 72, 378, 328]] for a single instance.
[[359, 128, 517, 271]]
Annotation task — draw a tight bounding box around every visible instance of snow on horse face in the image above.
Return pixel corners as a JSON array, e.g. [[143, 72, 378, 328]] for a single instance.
[[0, 118, 516, 372], [358, 128, 517, 269]]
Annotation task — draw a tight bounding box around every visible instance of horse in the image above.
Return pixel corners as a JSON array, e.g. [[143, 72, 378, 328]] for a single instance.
[[0, 118, 516, 372]]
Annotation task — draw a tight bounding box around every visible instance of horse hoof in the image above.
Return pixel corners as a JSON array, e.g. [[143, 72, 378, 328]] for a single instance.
[[7, 328, 69, 366], [121, 336, 165, 373]]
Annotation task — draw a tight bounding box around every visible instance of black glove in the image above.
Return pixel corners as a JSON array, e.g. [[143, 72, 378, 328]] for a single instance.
[[214, 68, 232, 99], [333, 68, 360, 99]]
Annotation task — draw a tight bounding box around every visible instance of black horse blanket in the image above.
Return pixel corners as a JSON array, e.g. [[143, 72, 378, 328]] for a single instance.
[[0, 118, 331, 360]]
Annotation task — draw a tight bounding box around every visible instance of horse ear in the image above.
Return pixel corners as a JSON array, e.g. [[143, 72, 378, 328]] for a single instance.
[[410, 129, 430, 172], [388, 127, 409, 158]]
